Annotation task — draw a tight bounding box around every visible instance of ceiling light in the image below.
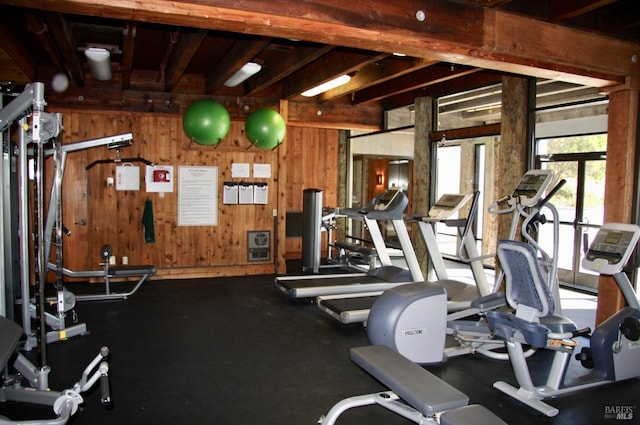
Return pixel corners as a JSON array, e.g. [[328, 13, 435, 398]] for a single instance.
[[84, 48, 112, 81], [301, 75, 351, 97], [224, 62, 262, 87]]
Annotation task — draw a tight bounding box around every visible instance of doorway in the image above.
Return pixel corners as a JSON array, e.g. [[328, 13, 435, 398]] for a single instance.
[[536, 151, 607, 291]]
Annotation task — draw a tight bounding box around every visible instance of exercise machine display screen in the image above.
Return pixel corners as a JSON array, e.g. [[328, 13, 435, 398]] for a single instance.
[[511, 169, 553, 207], [373, 189, 402, 211], [582, 223, 640, 275], [428, 194, 473, 219]]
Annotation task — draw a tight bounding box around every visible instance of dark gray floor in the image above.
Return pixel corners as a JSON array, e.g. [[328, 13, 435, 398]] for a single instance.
[[3, 269, 639, 425]]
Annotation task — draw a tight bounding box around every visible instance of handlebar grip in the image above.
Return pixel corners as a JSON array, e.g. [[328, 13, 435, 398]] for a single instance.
[[100, 374, 111, 406], [496, 195, 511, 207], [98, 361, 111, 407], [571, 327, 591, 338]]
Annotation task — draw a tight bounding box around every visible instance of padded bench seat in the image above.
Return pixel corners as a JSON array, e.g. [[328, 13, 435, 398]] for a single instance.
[[0, 316, 23, 370], [440, 404, 508, 425], [108, 265, 157, 278], [350, 345, 468, 416], [350, 345, 508, 425]]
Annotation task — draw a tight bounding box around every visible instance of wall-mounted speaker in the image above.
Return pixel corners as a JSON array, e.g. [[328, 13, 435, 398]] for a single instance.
[[247, 231, 270, 262]]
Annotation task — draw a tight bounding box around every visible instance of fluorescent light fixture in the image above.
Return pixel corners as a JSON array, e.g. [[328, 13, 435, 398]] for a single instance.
[[84, 48, 112, 81], [224, 62, 262, 87], [301, 75, 351, 97]]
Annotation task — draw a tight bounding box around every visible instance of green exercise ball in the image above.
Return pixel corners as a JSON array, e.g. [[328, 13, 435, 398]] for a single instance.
[[183, 100, 230, 145], [245, 108, 286, 149]]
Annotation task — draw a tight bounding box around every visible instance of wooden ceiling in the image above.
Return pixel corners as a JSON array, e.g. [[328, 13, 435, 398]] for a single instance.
[[0, 0, 638, 129]]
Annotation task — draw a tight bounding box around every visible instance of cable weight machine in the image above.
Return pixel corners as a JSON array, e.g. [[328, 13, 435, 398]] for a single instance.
[[0, 82, 112, 424]]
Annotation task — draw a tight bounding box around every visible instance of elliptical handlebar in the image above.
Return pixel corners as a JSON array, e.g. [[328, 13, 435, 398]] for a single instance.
[[523, 179, 566, 234], [534, 179, 566, 210]]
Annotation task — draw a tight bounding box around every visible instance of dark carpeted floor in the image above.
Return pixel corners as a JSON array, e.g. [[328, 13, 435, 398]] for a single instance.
[[2, 268, 639, 425]]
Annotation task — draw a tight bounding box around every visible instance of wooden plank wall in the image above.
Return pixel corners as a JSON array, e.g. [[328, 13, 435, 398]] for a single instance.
[[51, 109, 339, 280], [284, 125, 340, 258]]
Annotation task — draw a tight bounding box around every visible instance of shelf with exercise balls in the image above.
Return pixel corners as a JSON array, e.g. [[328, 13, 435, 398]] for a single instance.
[[182, 99, 231, 146], [245, 108, 286, 150]]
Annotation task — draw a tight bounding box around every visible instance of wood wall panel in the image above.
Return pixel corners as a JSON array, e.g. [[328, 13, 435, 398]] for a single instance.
[[53, 109, 339, 279], [283, 126, 340, 258]]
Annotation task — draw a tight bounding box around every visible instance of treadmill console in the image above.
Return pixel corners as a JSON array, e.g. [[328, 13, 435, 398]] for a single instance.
[[373, 189, 402, 211], [582, 223, 640, 275], [427, 194, 473, 220], [356, 189, 408, 220], [510, 169, 553, 207]]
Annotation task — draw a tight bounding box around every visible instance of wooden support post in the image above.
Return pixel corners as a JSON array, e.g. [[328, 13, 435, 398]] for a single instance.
[[413, 97, 432, 279], [336, 130, 348, 243], [495, 75, 529, 242], [596, 86, 639, 325], [476, 74, 531, 273], [479, 75, 531, 285], [276, 100, 289, 274]]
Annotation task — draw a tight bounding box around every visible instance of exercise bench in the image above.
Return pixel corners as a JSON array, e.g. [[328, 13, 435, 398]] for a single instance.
[[319, 345, 507, 425], [48, 245, 156, 302]]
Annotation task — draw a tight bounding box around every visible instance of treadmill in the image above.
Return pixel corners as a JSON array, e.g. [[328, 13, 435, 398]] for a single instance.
[[275, 189, 424, 298], [316, 192, 490, 324]]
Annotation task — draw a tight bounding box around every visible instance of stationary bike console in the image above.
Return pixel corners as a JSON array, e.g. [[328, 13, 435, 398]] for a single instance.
[[582, 223, 640, 275]]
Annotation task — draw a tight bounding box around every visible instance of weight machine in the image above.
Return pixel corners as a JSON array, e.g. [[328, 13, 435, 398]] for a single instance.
[[0, 82, 112, 423]]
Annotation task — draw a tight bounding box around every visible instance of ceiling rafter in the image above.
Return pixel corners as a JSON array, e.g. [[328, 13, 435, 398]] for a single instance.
[[245, 44, 334, 97], [24, 14, 69, 79], [0, 20, 37, 82], [280, 50, 388, 99], [45, 12, 84, 87], [204, 37, 271, 94], [548, 0, 617, 22], [318, 57, 439, 103], [121, 21, 136, 89], [381, 71, 504, 111], [164, 29, 208, 91], [352, 64, 480, 105]]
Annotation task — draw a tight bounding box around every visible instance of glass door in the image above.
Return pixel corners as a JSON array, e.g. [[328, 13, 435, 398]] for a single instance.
[[434, 142, 487, 257], [537, 152, 606, 291]]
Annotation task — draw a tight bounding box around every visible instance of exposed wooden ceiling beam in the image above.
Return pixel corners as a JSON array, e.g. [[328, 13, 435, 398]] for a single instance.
[[121, 22, 136, 89], [381, 71, 504, 110], [44, 86, 384, 129], [164, 29, 208, 91], [0, 23, 37, 82], [204, 37, 270, 93], [318, 57, 438, 102], [245, 44, 334, 97], [4, 0, 635, 87], [45, 13, 85, 87], [279, 50, 387, 99], [352, 64, 479, 105], [548, 0, 617, 22], [564, 1, 640, 35], [23, 14, 68, 79]]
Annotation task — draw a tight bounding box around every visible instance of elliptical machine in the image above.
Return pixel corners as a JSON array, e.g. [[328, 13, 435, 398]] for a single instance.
[[487, 222, 640, 417], [366, 170, 568, 364]]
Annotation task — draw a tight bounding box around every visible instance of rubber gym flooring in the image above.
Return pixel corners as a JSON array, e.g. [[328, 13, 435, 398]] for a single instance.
[[2, 264, 639, 425]]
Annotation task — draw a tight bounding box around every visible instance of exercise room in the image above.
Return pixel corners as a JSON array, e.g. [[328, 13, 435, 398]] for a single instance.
[[1, 2, 639, 425]]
